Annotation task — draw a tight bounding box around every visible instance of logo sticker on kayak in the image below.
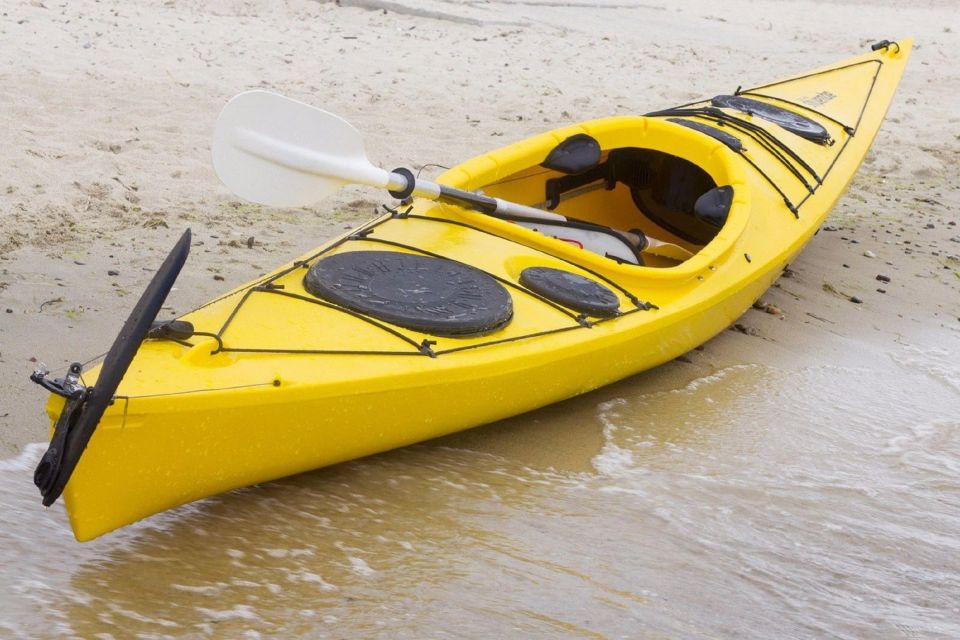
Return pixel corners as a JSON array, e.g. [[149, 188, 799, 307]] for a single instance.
[[801, 91, 837, 107]]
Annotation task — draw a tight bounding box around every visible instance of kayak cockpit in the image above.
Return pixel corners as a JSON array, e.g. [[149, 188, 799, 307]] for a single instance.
[[437, 115, 750, 276]]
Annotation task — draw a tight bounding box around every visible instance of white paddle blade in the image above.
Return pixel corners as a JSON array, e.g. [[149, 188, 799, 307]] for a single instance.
[[212, 90, 391, 208]]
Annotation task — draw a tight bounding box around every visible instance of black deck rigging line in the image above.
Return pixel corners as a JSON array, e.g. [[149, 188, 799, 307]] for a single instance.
[[658, 60, 880, 116], [650, 107, 820, 189], [216, 287, 428, 355], [697, 112, 819, 190], [189, 214, 395, 315], [734, 91, 855, 134], [649, 112, 801, 215], [212, 286, 256, 347], [742, 155, 800, 217], [216, 346, 429, 357], [730, 57, 881, 145], [213, 283, 620, 360], [435, 325, 591, 356], [114, 380, 279, 400], [848, 61, 883, 133], [434, 305, 647, 355], [169, 212, 659, 359], [201, 231, 600, 357], [652, 108, 817, 188], [787, 60, 882, 212], [645, 56, 883, 215], [708, 110, 823, 183], [747, 59, 882, 95], [399, 213, 651, 308]]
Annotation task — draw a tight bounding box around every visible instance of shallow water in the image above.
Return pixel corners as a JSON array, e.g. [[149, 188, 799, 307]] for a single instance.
[[2, 338, 959, 639]]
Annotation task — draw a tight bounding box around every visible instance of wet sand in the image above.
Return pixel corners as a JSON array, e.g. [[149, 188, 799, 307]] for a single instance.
[[1, 0, 959, 637]]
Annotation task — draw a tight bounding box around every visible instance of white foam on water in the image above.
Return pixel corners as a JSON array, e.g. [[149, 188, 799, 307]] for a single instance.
[[170, 583, 223, 596], [591, 365, 764, 478], [591, 398, 635, 476], [882, 420, 949, 455], [288, 570, 338, 591], [0, 441, 47, 471], [194, 604, 260, 623], [669, 363, 758, 394], [891, 343, 960, 393], [348, 556, 376, 577], [107, 603, 179, 628]]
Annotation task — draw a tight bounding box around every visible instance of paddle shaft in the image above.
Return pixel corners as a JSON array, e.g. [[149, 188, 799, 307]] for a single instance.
[[394, 172, 674, 252], [390, 169, 570, 223], [231, 127, 561, 222], [228, 115, 659, 259]]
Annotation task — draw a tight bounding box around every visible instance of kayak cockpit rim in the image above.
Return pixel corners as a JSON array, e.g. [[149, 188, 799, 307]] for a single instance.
[[432, 115, 751, 282]]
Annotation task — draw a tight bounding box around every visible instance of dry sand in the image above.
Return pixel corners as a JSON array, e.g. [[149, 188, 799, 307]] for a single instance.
[[1, 0, 958, 454]]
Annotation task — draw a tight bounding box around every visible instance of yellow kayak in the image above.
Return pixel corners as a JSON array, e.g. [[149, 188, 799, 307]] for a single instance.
[[35, 40, 911, 541]]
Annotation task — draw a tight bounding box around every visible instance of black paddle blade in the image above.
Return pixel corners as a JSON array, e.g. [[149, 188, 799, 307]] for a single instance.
[[35, 229, 192, 507]]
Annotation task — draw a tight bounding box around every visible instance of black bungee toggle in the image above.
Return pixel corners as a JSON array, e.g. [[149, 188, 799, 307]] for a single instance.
[[147, 319, 195, 341], [870, 40, 899, 53]]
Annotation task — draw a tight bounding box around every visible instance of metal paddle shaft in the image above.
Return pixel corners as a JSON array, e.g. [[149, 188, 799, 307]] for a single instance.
[[211, 91, 646, 264]]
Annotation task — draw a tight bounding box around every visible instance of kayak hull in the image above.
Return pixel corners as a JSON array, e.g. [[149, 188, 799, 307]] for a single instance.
[[60, 256, 785, 542], [45, 40, 911, 541]]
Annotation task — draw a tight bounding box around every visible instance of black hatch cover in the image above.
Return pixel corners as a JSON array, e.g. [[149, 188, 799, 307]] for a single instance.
[[519, 267, 620, 318], [711, 95, 831, 144], [304, 251, 513, 337]]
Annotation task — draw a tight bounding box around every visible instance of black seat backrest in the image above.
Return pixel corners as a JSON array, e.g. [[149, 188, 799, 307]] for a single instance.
[[693, 186, 734, 228], [541, 134, 602, 175]]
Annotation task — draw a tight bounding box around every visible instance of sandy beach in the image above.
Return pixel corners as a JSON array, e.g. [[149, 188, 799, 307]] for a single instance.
[[2, 0, 957, 452], [1, 1, 959, 637]]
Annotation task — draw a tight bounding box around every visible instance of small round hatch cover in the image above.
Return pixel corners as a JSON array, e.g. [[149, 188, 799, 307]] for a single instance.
[[711, 95, 831, 144], [519, 267, 620, 317], [304, 251, 513, 336]]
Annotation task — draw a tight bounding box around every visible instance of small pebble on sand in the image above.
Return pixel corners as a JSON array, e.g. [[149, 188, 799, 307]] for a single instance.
[[863, 250, 876, 258]]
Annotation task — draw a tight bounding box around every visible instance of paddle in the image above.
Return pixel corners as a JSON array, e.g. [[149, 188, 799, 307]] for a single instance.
[[212, 91, 691, 265]]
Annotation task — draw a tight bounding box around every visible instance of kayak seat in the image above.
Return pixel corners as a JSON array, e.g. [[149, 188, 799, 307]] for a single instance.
[[541, 134, 602, 175], [693, 186, 734, 228], [540, 147, 723, 248], [624, 149, 724, 246]]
